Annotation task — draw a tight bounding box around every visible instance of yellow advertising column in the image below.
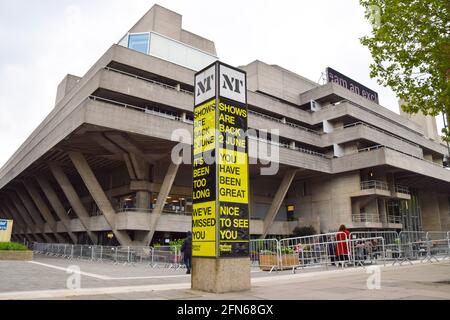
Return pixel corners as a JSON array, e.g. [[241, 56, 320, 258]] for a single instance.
[[192, 61, 251, 293], [0, 219, 13, 242]]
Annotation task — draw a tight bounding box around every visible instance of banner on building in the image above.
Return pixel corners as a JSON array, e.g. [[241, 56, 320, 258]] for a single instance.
[[326, 67, 379, 104]]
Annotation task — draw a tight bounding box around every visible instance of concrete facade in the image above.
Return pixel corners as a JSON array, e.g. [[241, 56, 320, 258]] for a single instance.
[[0, 4, 449, 246]]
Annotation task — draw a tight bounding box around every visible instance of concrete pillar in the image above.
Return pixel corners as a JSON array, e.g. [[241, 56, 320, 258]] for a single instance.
[[1, 203, 16, 225], [192, 258, 251, 293], [128, 153, 151, 211], [49, 162, 98, 244], [420, 191, 441, 231], [261, 169, 298, 238], [0, 204, 24, 238], [15, 187, 53, 243], [379, 199, 387, 224], [136, 191, 150, 210], [290, 141, 296, 150], [2, 203, 30, 241], [23, 181, 65, 243], [323, 120, 334, 133], [333, 143, 345, 157], [68, 151, 132, 246], [2, 200, 30, 239], [144, 159, 181, 245], [7, 196, 43, 243], [35, 175, 78, 243]]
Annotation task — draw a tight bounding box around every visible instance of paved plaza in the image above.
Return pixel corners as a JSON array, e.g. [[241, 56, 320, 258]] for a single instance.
[[0, 255, 449, 300]]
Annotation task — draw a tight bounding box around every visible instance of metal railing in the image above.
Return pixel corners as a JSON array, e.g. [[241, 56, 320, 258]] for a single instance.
[[360, 180, 389, 191], [393, 184, 410, 194], [89, 96, 330, 160], [352, 213, 380, 223], [250, 230, 449, 272], [360, 181, 410, 196], [117, 207, 191, 215], [33, 229, 449, 271], [105, 67, 194, 96], [358, 145, 444, 168], [343, 122, 420, 148], [248, 110, 319, 135], [33, 243, 183, 268], [387, 215, 402, 224], [89, 96, 184, 122], [248, 136, 329, 159]]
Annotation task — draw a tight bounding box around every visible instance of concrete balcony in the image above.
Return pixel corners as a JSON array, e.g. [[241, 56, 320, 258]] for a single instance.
[[391, 185, 411, 200], [350, 213, 403, 229], [355, 180, 391, 198], [351, 180, 411, 201], [351, 213, 383, 229]]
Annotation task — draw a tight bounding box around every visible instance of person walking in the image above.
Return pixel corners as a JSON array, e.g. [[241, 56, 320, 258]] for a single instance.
[[335, 224, 350, 265], [181, 231, 192, 274]]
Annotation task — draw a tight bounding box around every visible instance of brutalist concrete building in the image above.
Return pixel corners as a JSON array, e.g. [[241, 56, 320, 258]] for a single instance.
[[1, 5, 449, 246]]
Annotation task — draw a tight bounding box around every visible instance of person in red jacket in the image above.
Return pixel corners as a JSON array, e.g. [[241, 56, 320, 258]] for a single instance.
[[335, 224, 350, 263]]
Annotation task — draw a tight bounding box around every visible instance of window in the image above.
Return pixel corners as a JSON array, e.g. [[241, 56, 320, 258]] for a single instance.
[[128, 33, 150, 54]]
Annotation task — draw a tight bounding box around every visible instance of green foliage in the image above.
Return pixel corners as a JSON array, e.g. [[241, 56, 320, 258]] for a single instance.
[[170, 239, 184, 248], [360, 0, 450, 140], [280, 247, 294, 254], [292, 225, 317, 238], [0, 242, 28, 251]]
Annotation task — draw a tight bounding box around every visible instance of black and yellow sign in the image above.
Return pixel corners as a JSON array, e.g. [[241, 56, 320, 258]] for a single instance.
[[193, 61, 249, 258]]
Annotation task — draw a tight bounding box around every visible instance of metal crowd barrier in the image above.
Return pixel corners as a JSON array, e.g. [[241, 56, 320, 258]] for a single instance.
[[32, 243, 182, 269], [32, 230, 450, 271], [250, 239, 280, 272]]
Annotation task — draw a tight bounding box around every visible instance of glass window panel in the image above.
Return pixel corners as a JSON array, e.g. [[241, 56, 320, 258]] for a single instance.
[[149, 33, 217, 71], [128, 33, 150, 54]]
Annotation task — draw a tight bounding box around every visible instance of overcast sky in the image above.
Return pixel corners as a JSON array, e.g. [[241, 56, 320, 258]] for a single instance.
[[0, 0, 443, 168]]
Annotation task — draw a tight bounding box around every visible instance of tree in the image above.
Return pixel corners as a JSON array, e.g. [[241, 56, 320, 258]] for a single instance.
[[360, 0, 450, 140]]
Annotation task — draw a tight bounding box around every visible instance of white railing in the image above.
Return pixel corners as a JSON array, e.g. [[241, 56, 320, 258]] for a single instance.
[[358, 145, 444, 168], [247, 136, 329, 159], [32, 230, 449, 271], [343, 121, 420, 148], [360, 180, 389, 191], [360, 181, 410, 195], [105, 67, 194, 96], [393, 184, 410, 194], [352, 213, 380, 223], [248, 110, 319, 135], [387, 215, 402, 224], [33, 243, 183, 268], [118, 207, 192, 215]]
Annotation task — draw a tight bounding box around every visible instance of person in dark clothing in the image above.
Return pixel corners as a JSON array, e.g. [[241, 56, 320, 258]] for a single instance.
[[181, 231, 192, 274]]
